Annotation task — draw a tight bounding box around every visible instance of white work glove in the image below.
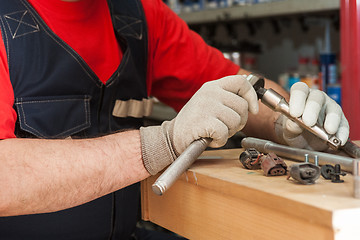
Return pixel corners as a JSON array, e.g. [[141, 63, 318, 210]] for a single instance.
[[275, 82, 349, 151], [140, 75, 259, 175]]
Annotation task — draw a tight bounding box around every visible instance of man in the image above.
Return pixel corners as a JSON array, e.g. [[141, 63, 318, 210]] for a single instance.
[[0, 0, 349, 239]]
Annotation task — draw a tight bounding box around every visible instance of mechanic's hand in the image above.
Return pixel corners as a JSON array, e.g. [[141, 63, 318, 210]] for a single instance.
[[276, 82, 349, 151], [140, 75, 259, 175]]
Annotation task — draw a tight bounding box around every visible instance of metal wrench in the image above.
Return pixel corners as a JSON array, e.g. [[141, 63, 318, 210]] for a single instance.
[[255, 83, 360, 158], [256, 87, 341, 150]]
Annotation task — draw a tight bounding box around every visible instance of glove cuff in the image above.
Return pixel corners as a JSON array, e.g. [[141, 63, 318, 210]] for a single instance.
[[139, 121, 178, 175]]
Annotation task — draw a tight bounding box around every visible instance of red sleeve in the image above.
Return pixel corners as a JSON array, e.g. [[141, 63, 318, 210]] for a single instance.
[[0, 28, 16, 139], [141, 0, 240, 112]]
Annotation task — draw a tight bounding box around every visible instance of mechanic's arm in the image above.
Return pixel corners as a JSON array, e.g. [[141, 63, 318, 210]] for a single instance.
[[0, 75, 256, 217], [0, 130, 149, 217]]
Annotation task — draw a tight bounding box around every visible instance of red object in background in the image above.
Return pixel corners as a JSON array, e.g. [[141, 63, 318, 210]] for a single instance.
[[341, 0, 360, 140]]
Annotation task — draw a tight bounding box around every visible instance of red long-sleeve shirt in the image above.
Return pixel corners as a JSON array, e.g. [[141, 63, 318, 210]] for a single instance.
[[0, 0, 239, 139]]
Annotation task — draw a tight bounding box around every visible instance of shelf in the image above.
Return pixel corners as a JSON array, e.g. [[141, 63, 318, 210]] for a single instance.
[[178, 0, 340, 24]]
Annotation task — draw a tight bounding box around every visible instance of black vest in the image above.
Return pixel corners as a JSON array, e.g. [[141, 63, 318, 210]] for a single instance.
[[0, 0, 149, 239]]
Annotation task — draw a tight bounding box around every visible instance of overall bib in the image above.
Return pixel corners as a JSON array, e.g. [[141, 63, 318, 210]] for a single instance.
[[0, 0, 150, 239]]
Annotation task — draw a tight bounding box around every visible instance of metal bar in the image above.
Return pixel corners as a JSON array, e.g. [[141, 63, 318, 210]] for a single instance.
[[342, 140, 360, 158], [152, 138, 211, 196], [241, 137, 355, 172]]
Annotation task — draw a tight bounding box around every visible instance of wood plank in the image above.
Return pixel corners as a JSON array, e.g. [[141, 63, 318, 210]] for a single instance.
[[143, 176, 334, 240], [140, 176, 150, 221], [142, 148, 360, 240]]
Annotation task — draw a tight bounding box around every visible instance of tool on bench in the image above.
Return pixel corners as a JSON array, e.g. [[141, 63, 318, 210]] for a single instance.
[[152, 73, 360, 195], [288, 162, 321, 185], [241, 137, 355, 172], [353, 160, 360, 198]]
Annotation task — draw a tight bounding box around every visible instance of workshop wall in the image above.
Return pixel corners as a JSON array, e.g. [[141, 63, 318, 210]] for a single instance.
[[147, 2, 341, 132]]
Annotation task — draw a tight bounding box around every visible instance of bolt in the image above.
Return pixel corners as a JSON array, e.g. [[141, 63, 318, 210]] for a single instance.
[[304, 154, 309, 163], [331, 164, 346, 183], [314, 155, 319, 166], [333, 138, 339, 144], [354, 160, 360, 198]]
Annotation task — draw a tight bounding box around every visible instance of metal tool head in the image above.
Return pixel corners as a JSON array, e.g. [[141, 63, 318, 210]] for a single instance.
[[328, 136, 341, 150], [246, 73, 265, 99]]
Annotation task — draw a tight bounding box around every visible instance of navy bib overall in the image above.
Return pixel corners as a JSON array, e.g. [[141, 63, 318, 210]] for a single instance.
[[0, 0, 149, 239]]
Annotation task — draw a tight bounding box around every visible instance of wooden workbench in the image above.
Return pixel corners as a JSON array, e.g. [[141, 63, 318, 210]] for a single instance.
[[141, 148, 360, 240]]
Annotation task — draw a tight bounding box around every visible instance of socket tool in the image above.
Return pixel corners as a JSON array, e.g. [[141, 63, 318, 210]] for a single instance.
[[254, 80, 341, 150], [152, 74, 264, 195], [251, 74, 360, 158]]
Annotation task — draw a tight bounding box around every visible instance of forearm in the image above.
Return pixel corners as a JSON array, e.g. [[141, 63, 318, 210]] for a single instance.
[[0, 130, 149, 216], [238, 69, 289, 142]]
